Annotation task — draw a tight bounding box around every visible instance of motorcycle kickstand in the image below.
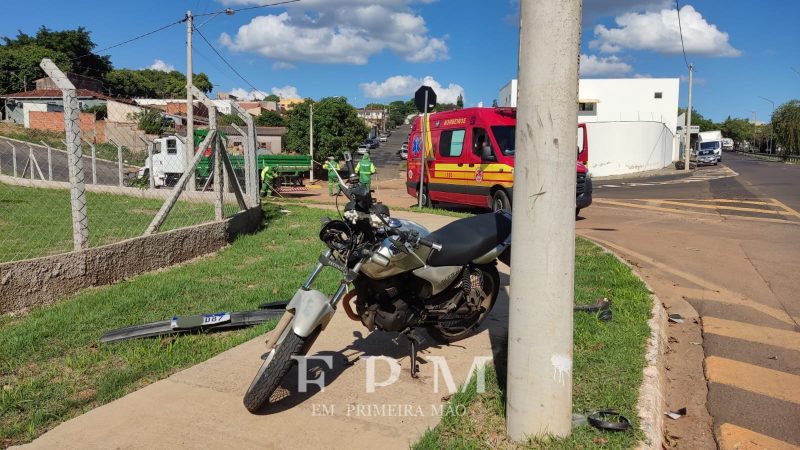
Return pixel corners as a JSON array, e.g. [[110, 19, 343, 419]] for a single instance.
[[393, 329, 423, 378]]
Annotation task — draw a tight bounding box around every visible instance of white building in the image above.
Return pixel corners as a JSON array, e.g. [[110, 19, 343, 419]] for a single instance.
[[498, 78, 680, 176]]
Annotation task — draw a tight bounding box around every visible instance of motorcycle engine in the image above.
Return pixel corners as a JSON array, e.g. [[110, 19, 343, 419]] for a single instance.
[[354, 277, 418, 332]]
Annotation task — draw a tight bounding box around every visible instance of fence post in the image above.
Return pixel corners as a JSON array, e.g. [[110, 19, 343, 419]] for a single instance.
[[82, 138, 97, 185], [28, 148, 34, 180], [144, 130, 217, 235], [110, 140, 124, 187], [11, 143, 17, 177], [29, 147, 45, 180], [40, 141, 53, 180], [40, 58, 88, 250], [189, 86, 223, 220], [229, 101, 260, 208]]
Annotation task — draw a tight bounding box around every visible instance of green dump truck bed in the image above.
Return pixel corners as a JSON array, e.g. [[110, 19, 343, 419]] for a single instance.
[[196, 154, 311, 178]]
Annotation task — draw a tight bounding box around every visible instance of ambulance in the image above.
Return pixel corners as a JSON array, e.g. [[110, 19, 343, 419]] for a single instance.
[[406, 107, 592, 215]]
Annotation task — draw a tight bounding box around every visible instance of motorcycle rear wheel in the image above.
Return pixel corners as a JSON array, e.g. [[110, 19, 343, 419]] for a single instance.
[[243, 329, 316, 413], [427, 264, 500, 344]]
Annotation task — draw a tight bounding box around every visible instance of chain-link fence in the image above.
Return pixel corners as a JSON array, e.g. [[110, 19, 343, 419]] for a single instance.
[[0, 60, 261, 263]]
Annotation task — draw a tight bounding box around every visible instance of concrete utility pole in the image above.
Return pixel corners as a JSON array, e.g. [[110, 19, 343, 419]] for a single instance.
[[506, 0, 580, 441], [752, 111, 757, 150], [186, 10, 196, 190], [309, 103, 314, 182], [683, 63, 693, 171]]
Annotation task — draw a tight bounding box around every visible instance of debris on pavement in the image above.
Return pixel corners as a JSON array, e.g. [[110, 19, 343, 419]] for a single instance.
[[668, 313, 685, 324], [664, 407, 688, 420], [573, 297, 613, 321]]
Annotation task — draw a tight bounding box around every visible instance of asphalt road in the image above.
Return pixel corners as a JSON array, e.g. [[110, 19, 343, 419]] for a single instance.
[[0, 137, 126, 186], [582, 151, 800, 448], [369, 124, 410, 180]]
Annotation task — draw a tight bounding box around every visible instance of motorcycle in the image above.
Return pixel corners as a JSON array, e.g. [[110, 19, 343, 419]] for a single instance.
[[243, 172, 512, 412]]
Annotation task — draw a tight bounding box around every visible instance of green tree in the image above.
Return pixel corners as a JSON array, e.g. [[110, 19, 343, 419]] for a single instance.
[[103, 69, 211, 98], [264, 94, 280, 102], [2, 27, 111, 79], [772, 99, 800, 155], [387, 100, 416, 127], [365, 102, 385, 110], [679, 107, 717, 132], [285, 97, 369, 162], [255, 110, 285, 127], [0, 44, 72, 94], [433, 103, 458, 112], [456, 94, 464, 109], [719, 116, 753, 144], [129, 109, 170, 135]]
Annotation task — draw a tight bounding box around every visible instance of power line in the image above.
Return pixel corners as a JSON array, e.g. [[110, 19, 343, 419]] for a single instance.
[[675, 0, 690, 69], [74, 18, 187, 60], [193, 0, 300, 17], [191, 25, 269, 98]]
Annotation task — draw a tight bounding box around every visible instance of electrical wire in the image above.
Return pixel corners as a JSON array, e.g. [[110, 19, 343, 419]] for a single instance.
[[192, 0, 300, 17], [191, 25, 269, 99], [675, 0, 690, 69], [74, 18, 187, 60]]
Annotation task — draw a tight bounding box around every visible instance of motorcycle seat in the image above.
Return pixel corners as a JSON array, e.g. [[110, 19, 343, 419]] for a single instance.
[[426, 212, 511, 267]]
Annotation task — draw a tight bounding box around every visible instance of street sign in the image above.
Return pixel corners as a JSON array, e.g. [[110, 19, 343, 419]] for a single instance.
[[414, 86, 437, 113]]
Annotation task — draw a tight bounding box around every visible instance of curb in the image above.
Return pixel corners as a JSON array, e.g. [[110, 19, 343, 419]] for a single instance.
[[585, 238, 667, 450]]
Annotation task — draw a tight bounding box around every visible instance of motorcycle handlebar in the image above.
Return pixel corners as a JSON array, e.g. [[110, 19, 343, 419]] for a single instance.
[[418, 237, 442, 251]]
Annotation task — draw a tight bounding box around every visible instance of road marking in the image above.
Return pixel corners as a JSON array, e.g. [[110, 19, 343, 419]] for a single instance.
[[771, 198, 800, 219], [705, 356, 800, 405], [703, 316, 800, 351], [691, 198, 779, 206], [651, 199, 782, 215], [593, 199, 800, 226], [719, 423, 800, 450], [580, 235, 800, 326]]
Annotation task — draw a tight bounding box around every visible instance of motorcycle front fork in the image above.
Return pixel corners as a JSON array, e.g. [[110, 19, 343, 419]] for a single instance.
[[265, 250, 358, 350]]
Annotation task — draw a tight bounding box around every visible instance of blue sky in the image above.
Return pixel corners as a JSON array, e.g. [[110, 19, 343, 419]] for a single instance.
[[5, 0, 798, 122]]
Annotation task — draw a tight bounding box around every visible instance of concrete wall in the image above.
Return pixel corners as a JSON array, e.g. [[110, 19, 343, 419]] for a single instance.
[[0, 206, 263, 314], [107, 100, 144, 123], [585, 121, 676, 177], [579, 78, 680, 135]]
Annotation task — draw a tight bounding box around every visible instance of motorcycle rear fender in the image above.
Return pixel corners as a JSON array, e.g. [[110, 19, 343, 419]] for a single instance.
[[472, 242, 510, 265], [286, 289, 334, 338]]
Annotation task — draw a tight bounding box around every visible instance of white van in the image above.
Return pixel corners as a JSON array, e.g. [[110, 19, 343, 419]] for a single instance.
[[696, 130, 723, 162]]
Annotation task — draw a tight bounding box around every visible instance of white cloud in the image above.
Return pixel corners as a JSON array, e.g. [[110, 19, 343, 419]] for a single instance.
[[272, 61, 295, 70], [228, 88, 267, 100], [148, 59, 175, 72], [579, 54, 633, 76], [583, 0, 671, 22], [271, 85, 300, 99], [590, 5, 741, 57], [360, 75, 464, 104], [219, 1, 448, 65]]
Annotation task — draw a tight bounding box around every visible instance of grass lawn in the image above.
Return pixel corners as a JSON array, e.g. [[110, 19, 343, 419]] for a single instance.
[[1, 204, 652, 449], [0, 183, 219, 262], [414, 238, 653, 449], [0, 205, 340, 446]]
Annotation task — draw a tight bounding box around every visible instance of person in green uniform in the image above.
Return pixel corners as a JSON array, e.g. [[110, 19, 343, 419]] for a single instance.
[[260, 164, 275, 197], [354, 152, 376, 191], [325, 156, 341, 196]]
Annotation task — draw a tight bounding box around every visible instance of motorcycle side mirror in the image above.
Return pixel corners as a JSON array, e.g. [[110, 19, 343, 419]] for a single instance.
[[387, 218, 402, 228]]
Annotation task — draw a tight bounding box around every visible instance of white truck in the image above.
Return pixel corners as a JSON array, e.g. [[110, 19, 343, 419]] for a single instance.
[[138, 135, 193, 187], [696, 130, 723, 163]]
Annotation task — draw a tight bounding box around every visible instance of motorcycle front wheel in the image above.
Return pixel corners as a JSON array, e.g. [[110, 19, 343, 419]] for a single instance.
[[243, 328, 318, 413]]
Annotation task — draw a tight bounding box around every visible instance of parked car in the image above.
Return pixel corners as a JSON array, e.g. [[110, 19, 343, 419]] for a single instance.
[[400, 148, 408, 160], [367, 139, 379, 149], [379, 135, 387, 143], [357, 143, 369, 155]]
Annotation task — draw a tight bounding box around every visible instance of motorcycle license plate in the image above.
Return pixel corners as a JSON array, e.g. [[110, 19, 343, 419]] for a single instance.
[[171, 312, 231, 330]]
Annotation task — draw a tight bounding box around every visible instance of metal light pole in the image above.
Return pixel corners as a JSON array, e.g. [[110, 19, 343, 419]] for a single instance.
[[309, 103, 314, 182], [418, 91, 428, 208], [506, 0, 580, 440], [758, 96, 775, 154], [185, 10, 196, 190], [683, 63, 693, 171], [752, 111, 757, 152]]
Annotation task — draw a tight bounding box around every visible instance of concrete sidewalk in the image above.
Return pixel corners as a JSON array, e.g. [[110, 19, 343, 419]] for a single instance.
[[17, 212, 510, 450]]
